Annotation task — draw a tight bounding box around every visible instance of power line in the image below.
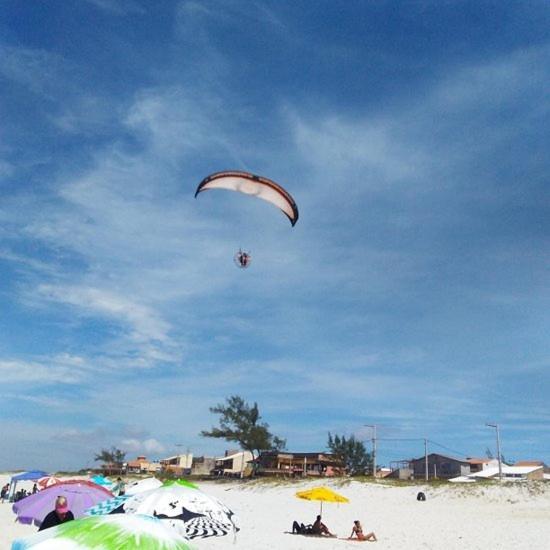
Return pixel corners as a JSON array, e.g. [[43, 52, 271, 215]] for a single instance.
[[427, 439, 470, 459], [377, 438, 425, 442]]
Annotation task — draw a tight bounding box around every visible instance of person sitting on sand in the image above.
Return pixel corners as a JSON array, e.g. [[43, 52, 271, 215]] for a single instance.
[[39, 496, 75, 531], [311, 515, 336, 537], [348, 520, 377, 542]]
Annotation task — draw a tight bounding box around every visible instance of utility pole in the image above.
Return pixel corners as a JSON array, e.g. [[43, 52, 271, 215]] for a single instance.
[[424, 439, 429, 481], [486, 423, 502, 481], [365, 425, 377, 477]]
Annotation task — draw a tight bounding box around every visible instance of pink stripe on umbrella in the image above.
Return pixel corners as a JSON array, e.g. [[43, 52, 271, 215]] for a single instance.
[[37, 477, 61, 489]]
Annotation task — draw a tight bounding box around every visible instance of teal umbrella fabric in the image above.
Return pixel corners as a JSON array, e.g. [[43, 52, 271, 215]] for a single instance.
[[86, 478, 162, 515], [11, 514, 192, 549], [90, 475, 113, 487], [86, 495, 129, 516]]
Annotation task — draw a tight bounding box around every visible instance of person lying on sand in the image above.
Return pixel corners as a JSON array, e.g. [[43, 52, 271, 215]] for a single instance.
[[348, 520, 377, 542], [311, 515, 336, 537], [292, 520, 313, 534]]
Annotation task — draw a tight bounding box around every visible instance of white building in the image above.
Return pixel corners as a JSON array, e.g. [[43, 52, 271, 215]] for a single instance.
[[160, 453, 193, 474], [468, 464, 543, 482], [214, 451, 254, 477]]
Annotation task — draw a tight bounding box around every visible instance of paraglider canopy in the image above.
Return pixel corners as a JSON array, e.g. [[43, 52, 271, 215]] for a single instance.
[[195, 170, 299, 226]]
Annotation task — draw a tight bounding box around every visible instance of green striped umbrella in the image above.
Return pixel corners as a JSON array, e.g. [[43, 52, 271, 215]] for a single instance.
[[11, 514, 191, 550]]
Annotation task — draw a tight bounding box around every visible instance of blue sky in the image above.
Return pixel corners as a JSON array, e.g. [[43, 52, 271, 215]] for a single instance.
[[0, 0, 549, 471]]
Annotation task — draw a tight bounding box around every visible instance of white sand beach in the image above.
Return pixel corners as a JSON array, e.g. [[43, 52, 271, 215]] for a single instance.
[[2, 475, 549, 549]]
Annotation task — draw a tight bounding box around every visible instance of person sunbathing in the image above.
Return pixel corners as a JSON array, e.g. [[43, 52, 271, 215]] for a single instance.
[[348, 520, 377, 541], [292, 520, 312, 534], [311, 515, 336, 537]]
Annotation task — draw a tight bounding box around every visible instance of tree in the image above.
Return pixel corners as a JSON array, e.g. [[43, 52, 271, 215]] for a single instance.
[[94, 446, 126, 475], [113, 448, 126, 468], [500, 454, 513, 466], [327, 433, 372, 476], [485, 448, 512, 466], [201, 395, 286, 467]]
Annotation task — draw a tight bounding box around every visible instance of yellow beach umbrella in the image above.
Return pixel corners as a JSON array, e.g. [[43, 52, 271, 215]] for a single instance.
[[295, 486, 349, 515]]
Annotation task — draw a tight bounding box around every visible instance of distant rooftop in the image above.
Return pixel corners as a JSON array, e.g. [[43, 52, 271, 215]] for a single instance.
[[469, 465, 542, 478], [466, 457, 494, 465]]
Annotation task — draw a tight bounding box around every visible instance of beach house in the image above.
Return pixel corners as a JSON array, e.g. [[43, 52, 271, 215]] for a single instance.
[[126, 456, 161, 474], [253, 451, 346, 477], [514, 460, 549, 473], [469, 464, 544, 481], [160, 453, 193, 476], [190, 455, 216, 476], [213, 450, 254, 477], [126, 456, 148, 474], [466, 457, 500, 473], [398, 453, 471, 480]]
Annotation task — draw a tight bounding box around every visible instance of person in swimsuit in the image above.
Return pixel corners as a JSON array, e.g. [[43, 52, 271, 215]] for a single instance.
[[292, 520, 312, 534], [348, 520, 377, 541]]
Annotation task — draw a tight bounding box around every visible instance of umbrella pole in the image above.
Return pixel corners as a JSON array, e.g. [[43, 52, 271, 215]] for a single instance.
[[320, 500, 323, 516]]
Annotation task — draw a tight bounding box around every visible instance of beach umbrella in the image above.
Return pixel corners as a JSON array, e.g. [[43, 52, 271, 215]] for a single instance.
[[13, 480, 113, 527], [90, 475, 113, 487], [37, 477, 61, 490], [11, 513, 191, 550], [86, 495, 130, 516], [295, 486, 349, 515], [87, 479, 238, 540], [126, 477, 162, 495], [85, 478, 162, 516]]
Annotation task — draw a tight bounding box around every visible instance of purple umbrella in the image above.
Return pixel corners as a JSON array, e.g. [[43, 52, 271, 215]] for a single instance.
[[13, 480, 113, 527]]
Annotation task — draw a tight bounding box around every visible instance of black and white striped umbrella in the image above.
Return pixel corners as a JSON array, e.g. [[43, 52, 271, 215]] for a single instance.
[[88, 480, 238, 540]]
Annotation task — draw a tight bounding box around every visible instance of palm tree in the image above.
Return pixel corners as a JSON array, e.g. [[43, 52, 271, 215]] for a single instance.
[[94, 449, 114, 475]]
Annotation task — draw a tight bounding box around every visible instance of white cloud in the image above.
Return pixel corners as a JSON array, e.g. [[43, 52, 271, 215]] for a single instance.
[[0, 358, 84, 384], [124, 87, 233, 161], [0, 159, 14, 177], [177, 0, 284, 28], [291, 113, 426, 184], [433, 45, 550, 109], [289, 44, 550, 199], [121, 438, 166, 454], [31, 283, 183, 370], [0, 44, 67, 95], [0, 248, 59, 275], [38, 284, 170, 344], [84, 0, 145, 16], [0, 393, 68, 408]]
